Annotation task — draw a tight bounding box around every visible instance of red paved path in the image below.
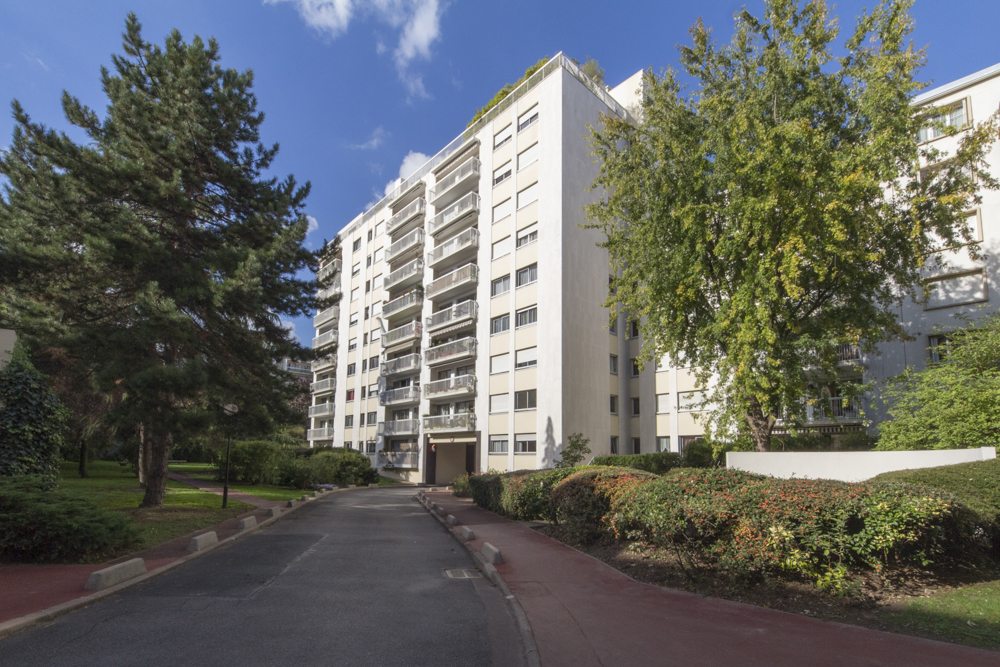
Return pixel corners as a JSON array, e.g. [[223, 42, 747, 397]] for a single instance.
[[425, 491, 1000, 667]]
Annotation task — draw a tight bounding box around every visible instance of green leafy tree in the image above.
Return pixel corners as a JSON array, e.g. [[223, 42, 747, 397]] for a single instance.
[[576, 56, 605, 85], [0, 343, 68, 483], [878, 313, 1000, 450], [0, 15, 320, 505], [586, 0, 999, 451], [468, 57, 549, 127], [556, 433, 591, 468]]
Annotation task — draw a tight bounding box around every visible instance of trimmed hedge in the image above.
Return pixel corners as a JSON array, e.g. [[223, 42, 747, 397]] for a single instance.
[[277, 449, 378, 488], [468, 467, 599, 520], [214, 441, 285, 485], [591, 452, 683, 474], [0, 476, 139, 563], [550, 467, 658, 542]]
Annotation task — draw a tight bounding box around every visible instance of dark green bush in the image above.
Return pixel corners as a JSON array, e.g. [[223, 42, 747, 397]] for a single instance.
[[214, 440, 286, 485], [591, 452, 682, 475], [550, 467, 658, 542], [171, 441, 216, 463], [0, 476, 139, 563], [682, 439, 715, 468], [500, 467, 592, 520], [452, 473, 472, 497], [276, 448, 377, 488], [839, 431, 878, 451], [469, 472, 504, 513], [772, 432, 833, 451]]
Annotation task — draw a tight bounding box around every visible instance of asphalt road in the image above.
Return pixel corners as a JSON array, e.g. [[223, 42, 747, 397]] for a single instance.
[[0, 488, 525, 667]]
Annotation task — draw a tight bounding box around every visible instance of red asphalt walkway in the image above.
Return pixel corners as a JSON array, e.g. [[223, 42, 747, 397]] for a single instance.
[[425, 491, 1000, 667]]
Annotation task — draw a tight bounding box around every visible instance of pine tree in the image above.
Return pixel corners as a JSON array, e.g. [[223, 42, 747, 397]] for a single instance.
[[0, 14, 320, 505]]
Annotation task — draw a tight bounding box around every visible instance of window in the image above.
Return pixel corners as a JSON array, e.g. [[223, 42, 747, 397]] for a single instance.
[[364, 306, 369, 320], [359, 413, 365, 426], [518, 107, 538, 132], [353, 239, 361, 252], [515, 389, 537, 410], [679, 436, 703, 454], [494, 124, 512, 150], [928, 335, 952, 363], [515, 306, 537, 328], [366, 440, 376, 454], [368, 411, 377, 424], [347, 363, 356, 376], [631, 397, 640, 415], [365, 280, 370, 293], [515, 347, 537, 369], [491, 275, 510, 297], [609, 318, 618, 335], [493, 198, 512, 223], [656, 436, 670, 453], [344, 441, 352, 449], [366, 255, 372, 267], [516, 263, 537, 287], [631, 358, 640, 377], [516, 224, 537, 248], [610, 395, 618, 414], [490, 314, 510, 335], [351, 288, 359, 302], [490, 353, 510, 374], [368, 384, 378, 396], [490, 393, 509, 413], [345, 415, 354, 427], [369, 355, 379, 369], [374, 222, 383, 237], [610, 436, 619, 455], [678, 391, 705, 412], [610, 354, 618, 375], [489, 437, 509, 454], [632, 438, 641, 454], [349, 311, 359, 326], [492, 236, 511, 259], [360, 385, 366, 397], [346, 389, 355, 402], [352, 263, 360, 276], [370, 327, 380, 342], [517, 143, 538, 170], [514, 434, 537, 453], [348, 337, 357, 351], [656, 394, 671, 413], [517, 183, 538, 209], [367, 230, 373, 242], [629, 320, 640, 338], [918, 100, 968, 143], [493, 161, 511, 186], [374, 247, 384, 263]]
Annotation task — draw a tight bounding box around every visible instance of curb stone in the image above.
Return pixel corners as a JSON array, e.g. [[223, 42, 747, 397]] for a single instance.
[[415, 494, 541, 667]]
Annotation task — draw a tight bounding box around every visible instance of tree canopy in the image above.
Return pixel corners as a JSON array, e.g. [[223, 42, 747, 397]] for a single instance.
[[586, 0, 999, 451]]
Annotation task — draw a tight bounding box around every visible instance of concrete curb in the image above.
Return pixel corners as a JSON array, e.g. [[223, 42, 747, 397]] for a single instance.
[[415, 493, 541, 667], [0, 485, 375, 641]]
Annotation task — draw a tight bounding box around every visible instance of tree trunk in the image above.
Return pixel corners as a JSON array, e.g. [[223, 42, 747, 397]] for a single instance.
[[141, 428, 172, 507], [78, 439, 89, 478], [744, 400, 776, 452], [137, 425, 146, 487]]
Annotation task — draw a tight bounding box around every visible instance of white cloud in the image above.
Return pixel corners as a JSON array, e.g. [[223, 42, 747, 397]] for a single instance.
[[266, 0, 444, 98], [306, 214, 320, 234], [22, 53, 49, 72], [382, 150, 429, 197], [281, 319, 300, 343], [349, 126, 389, 150]]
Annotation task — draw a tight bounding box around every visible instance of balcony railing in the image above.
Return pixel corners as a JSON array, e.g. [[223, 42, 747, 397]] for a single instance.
[[317, 284, 342, 301], [386, 198, 426, 235], [426, 301, 478, 332], [837, 344, 862, 363], [377, 451, 419, 468], [308, 403, 335, 418], [424, 375, 476, 399], [313, 355, 336, 372], [380, 353, 421, 377], [307, 428, 336, 440], [312, 330, 338, 349], [313, 305, 339, 327], [426, 264, 478, 301], [427, 227, 479, 269], [383, 320, 421, 348], [377, 419, 419, 436], [317, 258, 342, 281], [428, 192, 480, 237], [425, 337, 477, 366], [385, 228, 425, 264], [817, 397, 862, 421], [380, 385, 420, 406], [311, 378, 335, 394], [430, 157, 480, 209], [423, 413, 476, 432], [384, 258, 424, 292], [383, 289, 423, 319]]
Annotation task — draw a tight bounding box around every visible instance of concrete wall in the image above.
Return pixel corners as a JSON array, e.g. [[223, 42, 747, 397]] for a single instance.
[[0, 330, 16, 370], [727, 446, 996, 483]]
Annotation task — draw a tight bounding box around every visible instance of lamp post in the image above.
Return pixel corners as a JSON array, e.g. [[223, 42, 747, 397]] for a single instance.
[[222, 403, 239, 508]]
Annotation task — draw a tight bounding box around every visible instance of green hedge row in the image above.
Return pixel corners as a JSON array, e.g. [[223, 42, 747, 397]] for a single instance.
[[591, 452, 683, 474], [213, 442, 377, 488]]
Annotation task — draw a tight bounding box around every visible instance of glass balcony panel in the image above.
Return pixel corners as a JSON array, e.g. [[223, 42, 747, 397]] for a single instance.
[[426, 301, 478, 332], [383, 289, 423, 320], [311, 378, 335, 393], [424, 375, 476, 399], [377, 419, 420, 436], [383, 321, 422, 347], [380, 353, 422, 377], [312, 330, 338, 349], [429, 158, 481, 208], [377, 451, 419, 468], [318, 258, 342, 281], [308, 403, 335, 418], [307, 428, 336, 440], [426, 264, 478, 301], [385, 228, 425, 264], [427, 227, 480, 269], [384, 258, 424, 292], [386, 198, 426, 235], [313, 305, 339, 327], [317, 285, 342, 301], [380, 385, 420, 405], [428, 192, 480, 237], [313, 355, 336, 372], [424, 337, 477, 366], [422, 413, 476, 432]]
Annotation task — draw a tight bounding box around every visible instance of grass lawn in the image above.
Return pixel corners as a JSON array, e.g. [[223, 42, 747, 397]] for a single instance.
[[873, 458, 1000, 524], [378, 475, 407, 486], [882, 580, 1000, 651], [167, 462, 304, 502], [59, 461, 253, 549]]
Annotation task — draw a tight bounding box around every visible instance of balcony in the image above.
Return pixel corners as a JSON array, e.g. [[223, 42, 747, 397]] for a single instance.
[[426, 264, 478, 302], [383, 320, 421, 348], [308, 403, 335, 418], [313, 304, 339, 328], [430, 157, 480, 209], [317, 284, 341, 301], [383, 289, 423, 321], [312, 355, 336, 372], [428, 192, 480, 239], [386, 198, 426, 236], [426, 301, 478, 333], [307, 428, 336, 440], [384, 258, 424, 293], [378, 419, 419, 436], [427, 227, 479, 270], [311, 378, 335, 394], [837, 344, 862, 364], [380, 385, 420, 406], [423, 413, 476, 433], [377, 450, 419, 468], [385, 228, 425, 265], [380, 353, 421, 377], [424, 375, 476, 401], [425, 337, 477, 366], [317, 258, 342, 281], [814, 397, 863, 422], [312, 329, 338, 350]]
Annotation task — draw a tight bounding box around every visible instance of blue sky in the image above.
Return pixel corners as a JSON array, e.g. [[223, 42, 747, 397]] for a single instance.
[[2, 0, 999, 345]]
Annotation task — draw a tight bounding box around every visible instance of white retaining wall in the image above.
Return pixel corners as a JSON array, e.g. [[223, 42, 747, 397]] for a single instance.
[[726, 447, 996, 483]]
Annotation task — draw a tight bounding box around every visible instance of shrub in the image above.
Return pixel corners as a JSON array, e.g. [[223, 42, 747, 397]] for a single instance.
[[550, 467, 658, 542], [500, 467, 592, 520], [214, 441, 286, 485], [452, 473, 472, 497], [469, 472, 504, 513], [839, 431, 877, 451], [592, 452, 682, 475], [0, 476, 140, 563], [682, 439, 715, 468], [276, 448, 377, 488], [772, 432, 833, 451], [171, 441, 216, 463], [555, 433, 591, 468]]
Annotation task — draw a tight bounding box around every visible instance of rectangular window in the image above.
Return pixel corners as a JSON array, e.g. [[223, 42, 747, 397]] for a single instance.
[[346, 389, 355, 402], [515, 306, 537, 328], [517, 183, 538, 209], [374, 222, 383, 237], [493, 161, 511, 186], [517, 143, 538, 170], [494, 124, 512, 150], [514, 434, 537, 453], [360, 385, 366, 398], [516, 224, 538, 248], [369, 355, 379, 369], [515, 389, 537, 410], [366, 440, 376, 454], [490, 393, 509, 413], [368, 411, 376, 424], [679, 436, 703, 454], [490, 353, 510, 374], [629, 321, 640, 338], [364, 306, 369, 320], [348, 337, 357, 351], [609, 318, 618, 335], [489, 437, 509, 454], [344, 441, 352, 449], [490, 314, 510, 335], [518, 107, 538, 132], [370, 327, 380, 342], [491, 275, 510, 297], [493, 198, 512, 223], [918, 100, 968, 143], [359, 413, 365, 426], [368, 384, 378, 396], [350, 288, 359, 303], [656, 436, 670, 453], [632, 437, 641, 454], [349, 311, 359, 326], [631, 397, 640, 415], [678, 391, 705, 412], [345, 415, 354, 427], [353, 239, 361, 252], [631, 358, 640, 377], [347, 363, 356, 376], [352, 263, 360, 276], [365, 280, 370, 293], [367, 230, 373, 242], [515, 347, 537, 369], [610, 436, 619, 455], [610, 354, 618, 375], [516, 263, 537, 287], [492, 236, 511, 259], [928, 335, 951, 363], [366, 255, 372, 267], [374, 247, 384, 263], [656, 394, 671, 413], [610, 395, 618, 414]]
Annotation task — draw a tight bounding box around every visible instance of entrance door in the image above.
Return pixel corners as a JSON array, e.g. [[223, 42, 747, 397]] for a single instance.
[[425, 439, 436, 485]]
